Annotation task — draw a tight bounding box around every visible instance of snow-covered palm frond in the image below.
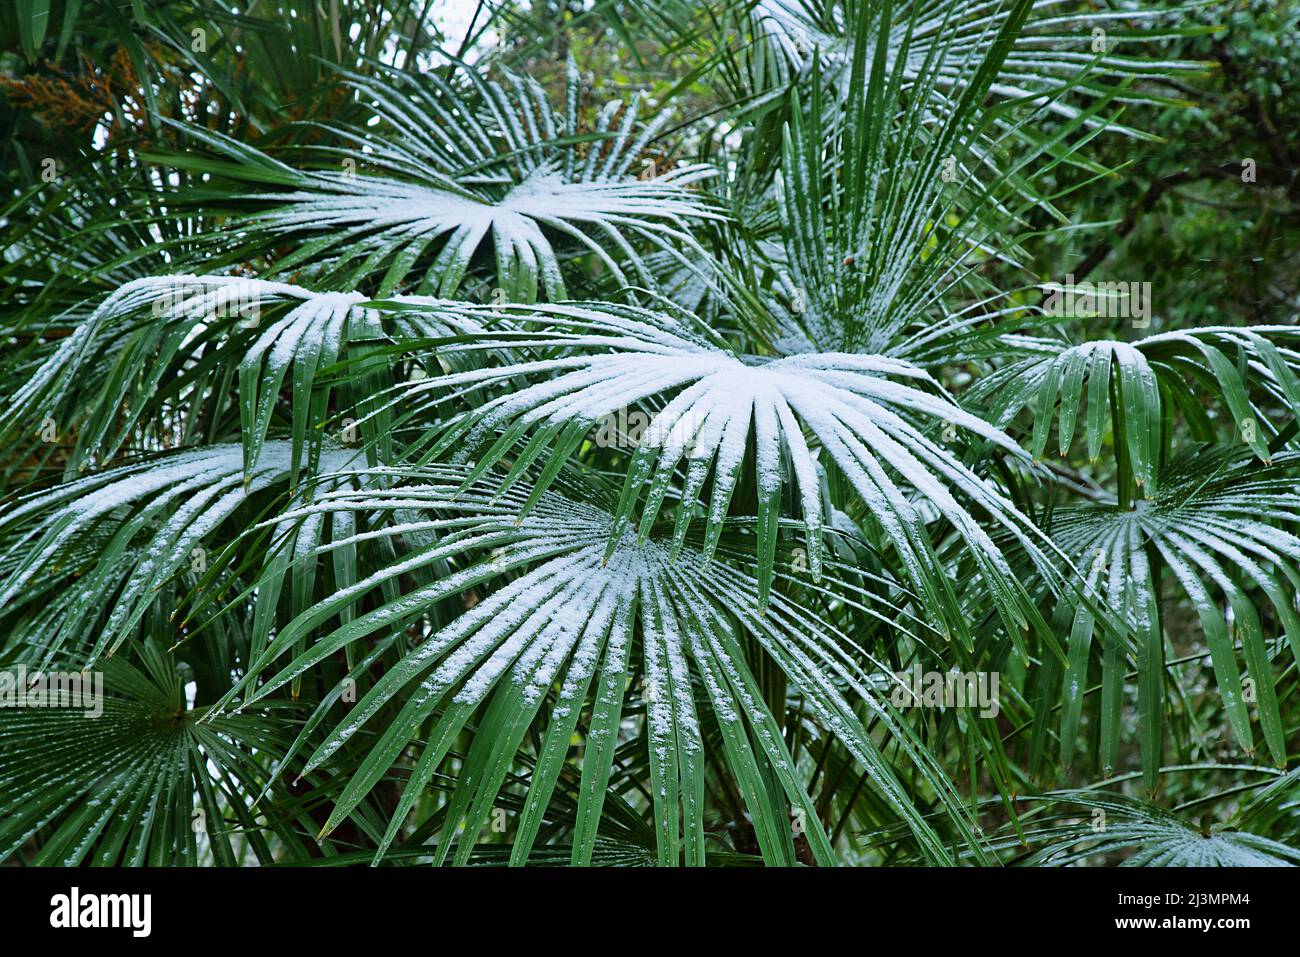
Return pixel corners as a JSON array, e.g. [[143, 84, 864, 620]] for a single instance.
[[377, 300, 1075, 652], [1048, 449, 1300, 787], [1007, 792, 1300, 866], [0, 442, 362, 665], [212, 464, 982, 866], [172, 60, 719, 301], [974, 327, 1300, 497], [0, 275, 481, 480], [0, 643, 313, 866], [756, 0, 1207, 137]]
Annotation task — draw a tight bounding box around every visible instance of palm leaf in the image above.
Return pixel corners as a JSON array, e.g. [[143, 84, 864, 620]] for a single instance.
[[1048, 448, 1300, 787], [156, 59, 720, 301], [383, 299, 1075, 651], [213, 463, 985, 866], [1007, 790, 1300, 866], [0, 442, 363, 664], [0, 641, 317, 865]]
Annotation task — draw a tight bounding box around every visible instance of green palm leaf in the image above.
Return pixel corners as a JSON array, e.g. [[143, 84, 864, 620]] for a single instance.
[[382, 299, 1079, 649], [1048, 448, 1300, 787], [1008, 791, 1300, 867], [157, 59, 720, 301], [0, 642, 315, 866], [213, 464, 983, 865]]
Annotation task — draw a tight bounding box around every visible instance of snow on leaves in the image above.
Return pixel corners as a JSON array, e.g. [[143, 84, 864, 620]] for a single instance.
[[393, 300, 1064, 644]]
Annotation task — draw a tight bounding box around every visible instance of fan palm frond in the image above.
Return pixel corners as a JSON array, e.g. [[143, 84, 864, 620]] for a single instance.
[[160, 59, 720, 301], [0, 442, 362, 664], [0, 641, 314, 866], [978, 327, 1300, 498], [755, 0, 1208, 136], [1008, 791, 1300, 866], [1048, 449, 1300, 787], [213, 463, 983, 866], [0, 275, 484, 479], [382, 299, 1079, 651]]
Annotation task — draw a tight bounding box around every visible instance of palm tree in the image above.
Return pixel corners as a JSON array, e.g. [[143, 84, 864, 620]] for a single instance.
[[1, 0, 1297, 867]]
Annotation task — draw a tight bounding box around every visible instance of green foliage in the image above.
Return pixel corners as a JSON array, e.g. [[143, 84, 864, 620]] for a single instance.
[[1, 0, 1298, 867]]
